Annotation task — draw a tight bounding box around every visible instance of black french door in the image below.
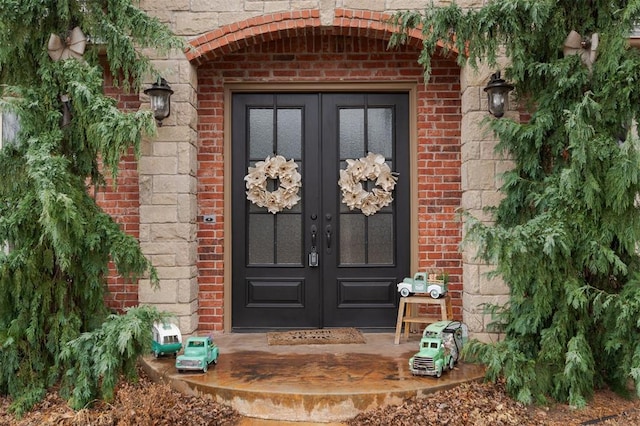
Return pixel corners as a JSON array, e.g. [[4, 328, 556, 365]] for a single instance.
[[231, 93, 410, 330]]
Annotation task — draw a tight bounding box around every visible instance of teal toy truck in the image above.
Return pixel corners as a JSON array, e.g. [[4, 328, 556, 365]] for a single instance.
[[409, 321, 468, 377], [176, 336, 219, 373], [397, 272, 448, 298]]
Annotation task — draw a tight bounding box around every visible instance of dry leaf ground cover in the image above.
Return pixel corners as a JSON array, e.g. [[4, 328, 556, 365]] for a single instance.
[[1, 370, 640, 425]]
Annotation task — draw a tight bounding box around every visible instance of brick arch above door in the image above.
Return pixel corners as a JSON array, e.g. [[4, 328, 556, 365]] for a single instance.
[[185, 8, 458, 65]]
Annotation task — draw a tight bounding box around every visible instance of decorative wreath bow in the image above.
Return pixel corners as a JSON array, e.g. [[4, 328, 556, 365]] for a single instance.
[[47, 27, 87, 62], [563, 30, 599, 70]]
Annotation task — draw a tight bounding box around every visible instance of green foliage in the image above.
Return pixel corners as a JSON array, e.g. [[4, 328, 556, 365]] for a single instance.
[[59, 305, 169, 409], [0, 0, 183, 416], [393, 0, 640, 407]]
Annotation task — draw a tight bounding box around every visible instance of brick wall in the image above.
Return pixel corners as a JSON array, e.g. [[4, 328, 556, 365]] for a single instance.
[[97, 73, 142, 313], [196, 32, 462, 332]]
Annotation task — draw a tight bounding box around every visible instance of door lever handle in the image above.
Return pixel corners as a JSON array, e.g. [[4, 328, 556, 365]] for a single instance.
[[311, 225, 317, 247], [325, 225, 332, 249]]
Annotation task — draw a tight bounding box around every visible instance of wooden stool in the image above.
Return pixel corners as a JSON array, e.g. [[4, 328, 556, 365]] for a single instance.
[[394, 295, 452, 344]]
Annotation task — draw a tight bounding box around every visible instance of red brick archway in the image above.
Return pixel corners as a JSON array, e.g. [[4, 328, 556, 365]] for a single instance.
[[191, 9, 463, 332], [186, 8, 448, 64]]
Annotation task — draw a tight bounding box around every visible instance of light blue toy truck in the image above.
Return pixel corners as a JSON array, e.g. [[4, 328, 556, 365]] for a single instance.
[[409, 321, 468, 377], [176, 336, 219, 373], [397, 272, 448, 298]]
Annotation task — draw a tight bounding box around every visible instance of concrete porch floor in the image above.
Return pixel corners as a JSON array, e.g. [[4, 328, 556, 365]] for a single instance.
[[141, 332, 485, 424]]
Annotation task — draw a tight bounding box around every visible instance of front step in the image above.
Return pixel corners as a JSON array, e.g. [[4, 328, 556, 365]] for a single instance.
[[141, 333, 485, 423]]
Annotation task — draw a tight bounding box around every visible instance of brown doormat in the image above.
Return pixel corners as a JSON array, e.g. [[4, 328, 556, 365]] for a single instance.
[[266, 328, 366, 345]]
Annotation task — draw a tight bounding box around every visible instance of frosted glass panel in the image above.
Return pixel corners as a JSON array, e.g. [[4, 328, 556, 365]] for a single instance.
[[277, 109, 302, 160], [249, 108, 274, 159], [368, 214, 394, 264], [367, 108, 393, 158], [277, 215, 302, 264], [248, 215, 274, 264], [339, 108, 364, 159], [340, 214, 365, 265]]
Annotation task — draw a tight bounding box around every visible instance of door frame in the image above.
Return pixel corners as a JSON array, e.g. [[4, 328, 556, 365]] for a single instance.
[[222, 82, 419, 332]]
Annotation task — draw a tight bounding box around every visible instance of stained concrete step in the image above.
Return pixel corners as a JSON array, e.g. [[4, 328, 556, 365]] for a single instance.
[[142, 332, 485, 423]]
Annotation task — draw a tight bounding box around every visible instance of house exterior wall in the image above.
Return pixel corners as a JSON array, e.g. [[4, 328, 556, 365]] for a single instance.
[[110, 0, 512, 339]]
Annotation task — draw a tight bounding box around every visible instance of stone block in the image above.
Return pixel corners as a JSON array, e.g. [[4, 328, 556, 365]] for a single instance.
[[463, 263, 480, 294], [461, 86, 481, 114], [461, 140, 481, 163], [175, 243, 198, 266], [155, 265, 197, 280], [191, 0, 239, 12], [291, 1, 319, 11], [151, 300, 198, 317], [151, 193, 178, 205], [176, 195, 197, 224], [481, 190, 503, 210], [461, 190, 482, 210], [465, 159, 495, 190], [178, 142, 197, 175], [139, 279, 177, 304], [264, 1, 290, 13], [140, 205, 177, 223], [139, 156, 178, 175], [150, 223, 197, 241], [462, 310, 484, 333], [461, 111, 494, 142], [140, 241, 192, 256], [219, 12, 259, 27], [178, 278, 199, 303], [344, 0, 385, 10], [139, 0, 189, 11], [153, 141, 178, 157], [153, 175, 194, 194], [152, 254, 177, 267], [468, 331, 502, 344], [177, 313, 199, 335], [175, 12, 219, 36], [479, 265, 509, 295], [139, 175, 152, 205], [153, 126, 194, 144]]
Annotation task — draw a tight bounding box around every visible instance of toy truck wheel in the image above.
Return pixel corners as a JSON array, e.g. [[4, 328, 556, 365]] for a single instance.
[[203, 363, 208, 373], [449, 357, 455, 371], [430, 289, 440, 299], [436, 366, 442, 378], [153, 350, 159, 358], [400, 288, 410, 297]]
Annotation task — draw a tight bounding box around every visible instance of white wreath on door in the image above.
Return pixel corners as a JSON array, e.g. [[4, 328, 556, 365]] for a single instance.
[[338, 152, 398, 216], [245, 155, 302, 214]]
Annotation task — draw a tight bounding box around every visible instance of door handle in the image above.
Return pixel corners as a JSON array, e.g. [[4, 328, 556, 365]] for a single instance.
[[311, 225, 317, 247], [325, 225, 332, 249]]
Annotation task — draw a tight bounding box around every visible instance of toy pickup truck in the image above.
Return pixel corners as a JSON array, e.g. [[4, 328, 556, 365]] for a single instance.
[[151, 322, 182, 358], [176, 336, 219, 373], [409, 320, 468, 377], [397, 272, 447, 298]]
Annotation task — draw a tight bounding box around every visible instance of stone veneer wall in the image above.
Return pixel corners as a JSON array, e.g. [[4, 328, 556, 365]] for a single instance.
[[132, 0, 509, 338]]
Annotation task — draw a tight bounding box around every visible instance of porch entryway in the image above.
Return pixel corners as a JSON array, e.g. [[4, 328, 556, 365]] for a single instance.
[[231, 92, 410, 330]]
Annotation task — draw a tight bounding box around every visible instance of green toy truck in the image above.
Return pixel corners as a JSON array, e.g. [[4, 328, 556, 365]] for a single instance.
[[397, 272, 448, 298], [176, 336, 219, 373], [409, 321, 468, 377]]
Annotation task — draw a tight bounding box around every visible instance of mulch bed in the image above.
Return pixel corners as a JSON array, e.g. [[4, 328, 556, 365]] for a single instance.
[[2, 370, 640, 425]]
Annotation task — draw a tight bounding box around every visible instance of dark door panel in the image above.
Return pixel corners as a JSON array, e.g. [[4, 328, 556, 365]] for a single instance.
[[232, 92, 409, 330]]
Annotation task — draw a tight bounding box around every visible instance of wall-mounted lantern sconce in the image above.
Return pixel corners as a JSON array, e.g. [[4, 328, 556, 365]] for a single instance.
[[144, 77, 173, 126], [483, 71, 514, 118]]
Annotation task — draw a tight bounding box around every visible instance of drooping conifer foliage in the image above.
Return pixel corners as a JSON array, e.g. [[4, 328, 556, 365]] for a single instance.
[[391, 0, 640, 408], [0, 0, 183, 415]]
